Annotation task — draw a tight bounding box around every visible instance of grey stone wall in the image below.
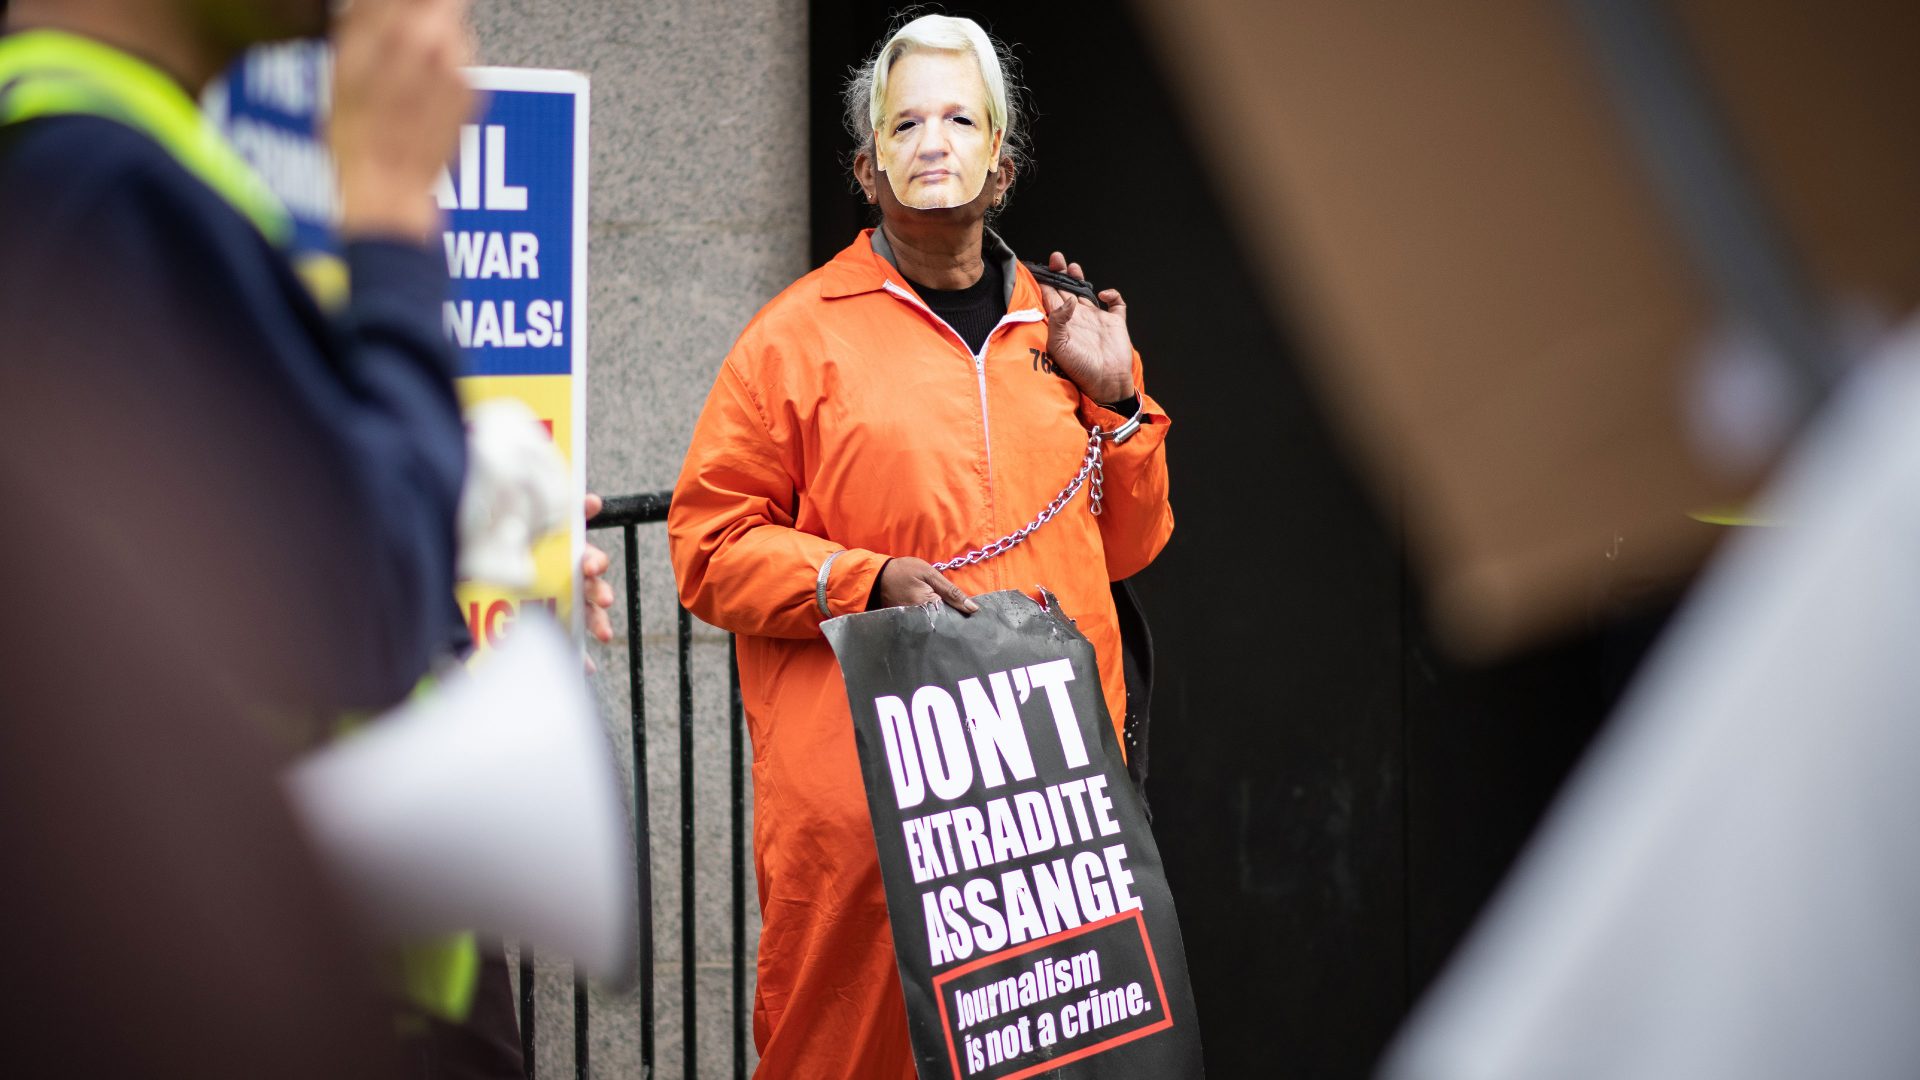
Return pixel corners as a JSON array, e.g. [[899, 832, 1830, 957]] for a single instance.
[[471, 2, 811, 1075]]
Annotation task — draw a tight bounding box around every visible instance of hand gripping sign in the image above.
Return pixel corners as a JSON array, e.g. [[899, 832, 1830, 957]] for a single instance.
[[824, 591, 1204, 1080]]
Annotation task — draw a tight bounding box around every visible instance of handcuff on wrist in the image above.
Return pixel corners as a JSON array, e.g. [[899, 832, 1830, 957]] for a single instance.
[[1096, 392, 1143, 444], [815, 549, 845, 616]]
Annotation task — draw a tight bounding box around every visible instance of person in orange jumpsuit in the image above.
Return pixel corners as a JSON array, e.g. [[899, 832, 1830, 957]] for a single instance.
[[668, 14, 1173, 1077]]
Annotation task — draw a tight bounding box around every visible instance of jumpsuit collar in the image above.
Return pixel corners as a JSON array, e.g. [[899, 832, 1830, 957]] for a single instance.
[[868, 224, 1020, 312], [823, 227, 1042, 316]]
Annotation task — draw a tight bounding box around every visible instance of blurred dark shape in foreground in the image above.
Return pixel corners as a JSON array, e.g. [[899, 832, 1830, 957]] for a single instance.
[[1381, 316, 1920, 1079], [0, 90, 437, 1079], [1136, 0, 1920, 656], [0, 305, 405, 1076], [1137, 1, 1920, 1074]]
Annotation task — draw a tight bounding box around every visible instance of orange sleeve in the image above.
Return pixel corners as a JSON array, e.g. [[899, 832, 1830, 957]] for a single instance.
[[668, 355, 890, 638], [1077, 348, 1173, 582]]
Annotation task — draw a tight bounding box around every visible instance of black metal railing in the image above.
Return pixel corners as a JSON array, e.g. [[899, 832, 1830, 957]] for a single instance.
[[513, 491, 749, 1079]]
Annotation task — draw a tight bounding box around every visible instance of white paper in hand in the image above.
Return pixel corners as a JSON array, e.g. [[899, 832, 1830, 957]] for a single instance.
[[287, 616, 634, 981]]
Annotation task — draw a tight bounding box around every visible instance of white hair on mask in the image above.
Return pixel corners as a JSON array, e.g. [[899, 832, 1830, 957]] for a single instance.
[[843, 12, 1030, 206], [869, 15, 1007, 142]]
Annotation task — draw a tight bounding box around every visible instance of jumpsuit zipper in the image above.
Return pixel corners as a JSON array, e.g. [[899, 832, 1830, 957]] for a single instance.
[[880, 280, 1043, 587]]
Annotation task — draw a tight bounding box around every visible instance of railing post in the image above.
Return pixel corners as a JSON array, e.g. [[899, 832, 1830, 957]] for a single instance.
[[729, 636, 746, 1080], [573, 975, 589, 1080], [677, 606, 697, 1080], [622, 522, 655, 1073], [520, 949, 537, 1077]]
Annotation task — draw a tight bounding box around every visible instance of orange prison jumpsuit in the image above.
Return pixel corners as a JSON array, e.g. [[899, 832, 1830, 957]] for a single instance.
[[668, 230, 1173, 1078]]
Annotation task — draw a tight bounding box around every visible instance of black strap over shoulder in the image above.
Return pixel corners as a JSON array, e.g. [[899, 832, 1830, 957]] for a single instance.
[[1021, 259, 1110, 311]]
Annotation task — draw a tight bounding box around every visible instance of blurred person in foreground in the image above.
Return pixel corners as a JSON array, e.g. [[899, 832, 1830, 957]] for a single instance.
[[667, 13, 1173, 1076], [0, 0, 477, 1074]]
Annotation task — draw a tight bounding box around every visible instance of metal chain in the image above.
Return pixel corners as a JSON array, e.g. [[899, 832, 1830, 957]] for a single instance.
[[933, 427, 1105, 572]]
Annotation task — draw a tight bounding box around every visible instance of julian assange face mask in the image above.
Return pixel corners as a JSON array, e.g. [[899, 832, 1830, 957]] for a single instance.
[[874, 49, 1003, 211]]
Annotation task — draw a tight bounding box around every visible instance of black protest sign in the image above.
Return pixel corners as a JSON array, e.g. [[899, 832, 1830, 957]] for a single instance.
[[823, 590, 1204, 1080]]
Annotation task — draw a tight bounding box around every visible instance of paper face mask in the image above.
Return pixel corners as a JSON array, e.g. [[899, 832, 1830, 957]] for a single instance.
[[875, 50, 1003, 211]]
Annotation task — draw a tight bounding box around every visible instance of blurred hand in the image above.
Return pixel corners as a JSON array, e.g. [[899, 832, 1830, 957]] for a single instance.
[[331, 0, 475, 243], [874, 558, 978, 614], [1038, 250, 1134, 404], [581, 494, 614, 646]]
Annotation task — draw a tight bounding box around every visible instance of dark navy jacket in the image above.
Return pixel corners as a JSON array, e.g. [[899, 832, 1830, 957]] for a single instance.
[[0, 114, 467, 720]]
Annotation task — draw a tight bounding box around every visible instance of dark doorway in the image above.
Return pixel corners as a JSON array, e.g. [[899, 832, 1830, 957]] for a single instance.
[[808, 5, 1673, 1073]]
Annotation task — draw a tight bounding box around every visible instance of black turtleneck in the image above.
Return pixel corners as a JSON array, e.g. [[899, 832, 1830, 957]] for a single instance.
[[906, 256, 1005, 355]]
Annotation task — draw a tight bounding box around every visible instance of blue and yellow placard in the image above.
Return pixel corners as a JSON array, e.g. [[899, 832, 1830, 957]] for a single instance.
[[205, 42, 347, 304], [444, 68, 590, 649]]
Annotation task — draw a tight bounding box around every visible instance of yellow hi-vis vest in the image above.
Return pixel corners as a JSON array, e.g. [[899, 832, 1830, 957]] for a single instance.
[[0, 29, 291, 241]]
